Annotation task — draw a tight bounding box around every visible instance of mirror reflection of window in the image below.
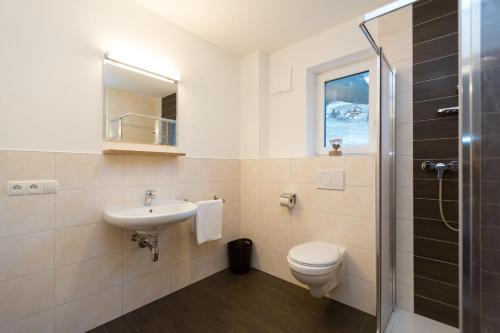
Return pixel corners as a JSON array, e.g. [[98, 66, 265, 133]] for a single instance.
[[103, 59, 178, 146]]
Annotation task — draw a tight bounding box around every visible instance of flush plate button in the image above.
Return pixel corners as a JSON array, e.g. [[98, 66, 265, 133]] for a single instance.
[[317, 169, 344, 190]]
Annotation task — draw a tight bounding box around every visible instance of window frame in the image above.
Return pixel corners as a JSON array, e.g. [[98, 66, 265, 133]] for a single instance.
[[316, 58, 377, 155]]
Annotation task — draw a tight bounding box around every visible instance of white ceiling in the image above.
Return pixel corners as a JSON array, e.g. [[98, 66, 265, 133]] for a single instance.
[[133, 0, 394, 56]]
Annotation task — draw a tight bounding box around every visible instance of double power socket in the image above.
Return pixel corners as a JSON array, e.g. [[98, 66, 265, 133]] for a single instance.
[[7, 180, 57, 196]]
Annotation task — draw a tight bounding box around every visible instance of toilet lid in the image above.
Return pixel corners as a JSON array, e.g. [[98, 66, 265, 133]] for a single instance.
[[288, 241, 341, 267]]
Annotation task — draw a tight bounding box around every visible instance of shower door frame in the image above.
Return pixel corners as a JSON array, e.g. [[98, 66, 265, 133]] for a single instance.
[[376, 48, 397, 333]]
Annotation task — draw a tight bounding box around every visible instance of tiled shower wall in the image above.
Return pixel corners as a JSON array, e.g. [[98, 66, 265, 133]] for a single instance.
[[412, 0, 459, 327], [240, 156, 377, 315], [0, 151, 241, 333]]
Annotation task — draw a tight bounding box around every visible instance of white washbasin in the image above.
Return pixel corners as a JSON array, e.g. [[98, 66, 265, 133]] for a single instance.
[[103, 200, 197, 233]]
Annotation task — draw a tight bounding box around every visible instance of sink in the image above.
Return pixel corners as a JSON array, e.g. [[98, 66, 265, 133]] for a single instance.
[[103, 200, 197, 233]]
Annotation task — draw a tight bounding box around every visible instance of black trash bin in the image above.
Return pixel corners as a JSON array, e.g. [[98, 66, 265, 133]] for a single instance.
[[227, 238, 253, 274]]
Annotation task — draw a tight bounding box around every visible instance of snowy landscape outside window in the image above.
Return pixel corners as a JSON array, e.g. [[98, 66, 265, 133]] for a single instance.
[[323, 71, 370, 148]]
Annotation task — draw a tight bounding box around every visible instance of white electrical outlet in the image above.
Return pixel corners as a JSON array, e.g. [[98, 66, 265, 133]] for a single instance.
[[7, 180, 57, 196], [26, 182, 43, 194], [7, 182, 25, 195], [317, 169, 344, 190]]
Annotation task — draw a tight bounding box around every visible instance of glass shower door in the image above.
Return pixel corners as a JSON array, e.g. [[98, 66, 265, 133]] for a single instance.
[[378, 48, 396, 333]]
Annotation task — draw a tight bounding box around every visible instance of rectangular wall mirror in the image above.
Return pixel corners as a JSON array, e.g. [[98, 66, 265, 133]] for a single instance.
[[103, 57, 178, 146]]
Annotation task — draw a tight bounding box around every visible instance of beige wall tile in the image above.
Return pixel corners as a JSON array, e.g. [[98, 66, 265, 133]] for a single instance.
[[259, 227, 292, 254], [123, 240, 170, 282], [0, 194, 55, 237], [258, 204, 290, 230], [0, 309, 53, 333], [206, 159, 240, 182], [290, 209, 330, 240], [241, 223, 260, 245], [289, 183, 330, 212], [378, 6, 411, 36], [378, 28, 412, 64], [394, 59, 412, 94], [123, 185, 173, 205], [396, 155, 413, 188], [171, 157, 205, 183], [330, 276, 375, 315], [259, 159, 290, 182], [331, 186, 375, 218], [241, 181, 259, 202], [0, 231, 53, 282], [169, 234, 203, 265], [204, 246, 228, 276], [0, 151, 55, 195], [344, 246, 375, 283], [221, 222, 241, 245], [396, 219, 413, 253], [205, 181, 240, 202], [396, 187, 413, 220], [396, 281, 414, 312], [331, 214, 374, 251], [290, 157, 329, 184], [55, 223, 122, 267], [395, 91, 413, 125], [55, 153, 122, 190], [396, 122, 413, 156], [55, 253, 122, 305], [330, 156, 376, 187], [123, 268, 171, 313], [241, 159, 260, 181], [56, 189, 122, 228], [257, 248, 291, 282], [123, 156, 170, 187], [241, 202, 259, 224], [54, 286, 121, 333], [0, 270, 54, 327], [171, 257, 206, 292], [223, 201, 240, 225], [396, 250, 413, 285], [172, 183, 208, 202]]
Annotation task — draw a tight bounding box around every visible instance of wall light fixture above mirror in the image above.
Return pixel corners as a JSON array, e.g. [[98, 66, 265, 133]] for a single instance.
[[103, 53, 179, 146]]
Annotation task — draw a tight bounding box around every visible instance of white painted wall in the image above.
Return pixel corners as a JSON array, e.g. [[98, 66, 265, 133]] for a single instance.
[[261, 18, 378, 158], [0, 0, 240, 158], [239, 51, 269, 159]]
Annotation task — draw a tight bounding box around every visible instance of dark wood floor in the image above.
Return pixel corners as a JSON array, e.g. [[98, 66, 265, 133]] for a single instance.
[[88, 269, 376, 333]]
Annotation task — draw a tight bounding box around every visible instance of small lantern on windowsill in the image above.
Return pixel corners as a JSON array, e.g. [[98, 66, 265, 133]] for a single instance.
[[329, 138, 343, 156]]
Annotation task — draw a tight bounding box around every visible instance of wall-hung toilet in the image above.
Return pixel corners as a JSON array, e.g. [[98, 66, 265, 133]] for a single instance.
[[287, 241, 345, 298]]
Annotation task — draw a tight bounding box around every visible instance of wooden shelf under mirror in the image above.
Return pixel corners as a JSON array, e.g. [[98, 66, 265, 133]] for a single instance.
[[102, 142, 185, 157]]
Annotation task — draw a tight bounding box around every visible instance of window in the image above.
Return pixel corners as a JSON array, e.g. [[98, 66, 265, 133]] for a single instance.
[[316, 59, 376, 154]]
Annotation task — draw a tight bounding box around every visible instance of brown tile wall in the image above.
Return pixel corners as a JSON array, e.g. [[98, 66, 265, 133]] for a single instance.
[[412, 0, 459, 327]]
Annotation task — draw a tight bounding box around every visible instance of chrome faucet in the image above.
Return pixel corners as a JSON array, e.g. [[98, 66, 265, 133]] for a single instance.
[[144, 189, 157, 206]]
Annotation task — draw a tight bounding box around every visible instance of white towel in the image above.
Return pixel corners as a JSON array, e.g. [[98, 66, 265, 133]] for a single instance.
[[195, 199, 223, 245]]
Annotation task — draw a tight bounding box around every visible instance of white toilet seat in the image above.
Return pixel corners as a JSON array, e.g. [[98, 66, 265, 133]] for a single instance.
[[287, 256, 337, 275]]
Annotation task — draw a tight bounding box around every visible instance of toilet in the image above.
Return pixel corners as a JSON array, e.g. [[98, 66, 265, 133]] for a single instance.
[[287, 241, 345, 298]]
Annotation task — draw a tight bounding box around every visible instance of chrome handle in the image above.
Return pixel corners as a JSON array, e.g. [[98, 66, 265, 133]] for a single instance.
[[437, 106, 459, 115]]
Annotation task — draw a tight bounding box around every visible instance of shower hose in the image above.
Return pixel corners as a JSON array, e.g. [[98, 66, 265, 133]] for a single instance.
[[438, 175, 459, 232]]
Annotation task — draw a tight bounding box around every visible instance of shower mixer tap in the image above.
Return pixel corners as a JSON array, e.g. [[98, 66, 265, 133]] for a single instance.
[[421, 161, 458, 179], [421, 160, 459, 232]]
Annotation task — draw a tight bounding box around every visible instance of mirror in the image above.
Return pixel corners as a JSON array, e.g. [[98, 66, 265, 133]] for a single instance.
[[103, 58, 177, 145]]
